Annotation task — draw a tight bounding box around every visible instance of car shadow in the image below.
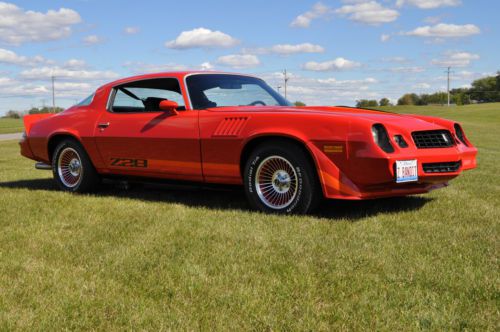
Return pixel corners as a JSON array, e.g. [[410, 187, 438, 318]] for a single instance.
[[0, 178, 432, 221]]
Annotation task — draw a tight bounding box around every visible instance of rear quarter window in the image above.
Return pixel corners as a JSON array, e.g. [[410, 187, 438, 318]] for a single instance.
[[76, 93, 95, 106]]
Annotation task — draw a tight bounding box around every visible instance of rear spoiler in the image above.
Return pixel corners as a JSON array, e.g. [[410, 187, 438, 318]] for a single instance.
[[23, 113, 55, 134]]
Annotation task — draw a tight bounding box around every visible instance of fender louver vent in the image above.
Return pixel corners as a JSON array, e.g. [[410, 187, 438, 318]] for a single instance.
[[213, 117, 248, 137]]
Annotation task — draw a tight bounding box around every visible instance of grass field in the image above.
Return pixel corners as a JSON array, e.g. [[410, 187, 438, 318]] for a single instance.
[[0, 104, 498, 330], [0, 118, 23, 134]]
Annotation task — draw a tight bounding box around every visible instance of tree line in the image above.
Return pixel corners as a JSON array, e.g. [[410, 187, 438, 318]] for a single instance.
[[356, 72, 500, 108], [3, 106, 66, 119]]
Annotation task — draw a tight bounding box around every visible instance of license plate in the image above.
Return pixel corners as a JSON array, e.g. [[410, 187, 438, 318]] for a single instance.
[[396, 160, 418, 183]]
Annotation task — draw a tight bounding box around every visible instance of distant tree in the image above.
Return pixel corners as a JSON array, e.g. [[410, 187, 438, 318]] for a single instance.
[[4, 110, 22, 119], [450, 88, 471, 106], [469, 75, 500, 103], [28, 106, 64, 114], [397, 93, 420, 105], [356, 99, 378, 108], [379, 98, 391, 106], [294, 101, 306, 106]]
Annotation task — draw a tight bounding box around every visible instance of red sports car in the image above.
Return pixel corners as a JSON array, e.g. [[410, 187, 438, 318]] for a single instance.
[[20, 72, 477, 213]]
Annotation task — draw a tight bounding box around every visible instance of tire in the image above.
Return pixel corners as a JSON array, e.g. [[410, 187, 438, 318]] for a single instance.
[[244, 141, 322, 214], [52, 139, 100, 192]]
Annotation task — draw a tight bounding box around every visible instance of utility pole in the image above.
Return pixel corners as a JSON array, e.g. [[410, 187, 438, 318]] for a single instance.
[[283, 69, 289, 100], [51, 75, 56, 113], [445, 66, 451, 107]]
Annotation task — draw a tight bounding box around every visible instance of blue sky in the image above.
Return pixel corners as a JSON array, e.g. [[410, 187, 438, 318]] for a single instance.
[[0, 0, 497, 113]]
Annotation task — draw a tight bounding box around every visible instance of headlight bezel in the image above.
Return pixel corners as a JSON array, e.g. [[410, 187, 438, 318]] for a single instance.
[[454, 123, 469, 146], [371, 124, 394, 153]]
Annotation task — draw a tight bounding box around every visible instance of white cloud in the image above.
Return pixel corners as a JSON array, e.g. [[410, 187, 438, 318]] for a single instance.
[[396, 0, 461, 9], [20, 66, 119, 81], [442, 70, 493, 81], [318, 77, 378, 85], [431, 51, 480, 67], [382, 56, 409, 63], [0, 48, 50, 66], [83, 35, 104, 45], [404, 23, 480, 38], [390, 66, 426, 73], [335, 1, 399, 25], [166, 28, 239, 49], [412, 82, 431, 89], [244, 43, 325, 55], [423, 15, 443, 24], [0, 2, 81, 45], [216, 54, 260, 69], [0, 79, 95, 98], [200, 62, 214, 70], [290, 2, 331, 28], [303, 57, 361, 71], [123, 61, 214, 73], [380, 34, 391, 42], [63, 59, 87, 69], [124, 26, 140, 35], [270, 43, 325, 55]]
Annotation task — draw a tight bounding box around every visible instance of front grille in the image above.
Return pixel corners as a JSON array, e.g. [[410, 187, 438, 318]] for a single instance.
[[423, 161, 461, 173], [411, 130, 455, 148]]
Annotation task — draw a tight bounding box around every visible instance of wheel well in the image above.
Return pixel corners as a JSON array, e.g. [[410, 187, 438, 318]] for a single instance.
[[239, 136, 318, 178], [47, 134, 79, 162]]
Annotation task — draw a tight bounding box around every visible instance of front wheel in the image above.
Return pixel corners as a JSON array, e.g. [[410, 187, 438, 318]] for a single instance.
[[52, 139, 100, 192], [244, 142, 322, 214]]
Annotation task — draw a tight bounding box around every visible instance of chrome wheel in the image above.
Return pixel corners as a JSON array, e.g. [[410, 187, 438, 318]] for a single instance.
[[255, 156, 298, 209], [57, 147, 83, 188]]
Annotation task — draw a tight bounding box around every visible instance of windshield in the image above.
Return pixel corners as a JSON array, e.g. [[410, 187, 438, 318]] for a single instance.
[[186, 74, 291, 109]]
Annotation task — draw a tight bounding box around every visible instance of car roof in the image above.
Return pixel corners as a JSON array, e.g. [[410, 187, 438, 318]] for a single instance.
[[98, 71, 258, 90]]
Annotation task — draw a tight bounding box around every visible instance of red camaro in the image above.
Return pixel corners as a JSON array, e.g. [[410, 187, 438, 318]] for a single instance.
[[20, 72, 477, 213]]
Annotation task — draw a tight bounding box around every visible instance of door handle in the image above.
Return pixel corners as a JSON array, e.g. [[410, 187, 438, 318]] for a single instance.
[[97, 122, 110, 129]]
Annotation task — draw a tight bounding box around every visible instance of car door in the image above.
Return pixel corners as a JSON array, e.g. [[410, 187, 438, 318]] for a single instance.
[[93, 77, 202, 181]]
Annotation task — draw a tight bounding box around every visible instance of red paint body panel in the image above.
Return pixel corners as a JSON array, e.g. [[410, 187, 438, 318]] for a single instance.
[[20, 71, 477, 200]]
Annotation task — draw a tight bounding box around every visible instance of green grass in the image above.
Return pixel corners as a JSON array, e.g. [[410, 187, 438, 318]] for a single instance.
[[0, 118, 23, 134], [0, 104, 499, 330]]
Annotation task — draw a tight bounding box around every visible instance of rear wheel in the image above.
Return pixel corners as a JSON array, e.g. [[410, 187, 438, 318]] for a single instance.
[[244, 141, 322, 214], [52, 139, 100, 192]]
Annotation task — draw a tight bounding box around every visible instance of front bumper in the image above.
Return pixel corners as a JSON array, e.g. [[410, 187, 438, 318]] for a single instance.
[[310, 141, 477, 200]]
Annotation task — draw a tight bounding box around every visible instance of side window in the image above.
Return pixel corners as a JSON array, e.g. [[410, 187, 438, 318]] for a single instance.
[[111, 78, 185, 113]]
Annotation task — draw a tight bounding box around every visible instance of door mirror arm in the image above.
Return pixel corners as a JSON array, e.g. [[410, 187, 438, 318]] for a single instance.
[[159, 100, 179, 115]]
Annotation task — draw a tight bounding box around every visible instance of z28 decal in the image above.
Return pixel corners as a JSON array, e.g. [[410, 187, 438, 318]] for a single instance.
[[110, 158, 148, 168]]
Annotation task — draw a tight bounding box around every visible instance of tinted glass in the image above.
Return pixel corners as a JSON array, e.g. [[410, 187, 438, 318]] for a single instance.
[[186, 74, 290, 109], [76, 93, 94, 106], [111, 78, 184, 113]]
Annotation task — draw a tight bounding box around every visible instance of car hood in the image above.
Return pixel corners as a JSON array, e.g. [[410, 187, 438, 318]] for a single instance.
[[206, 105, 447, 131]]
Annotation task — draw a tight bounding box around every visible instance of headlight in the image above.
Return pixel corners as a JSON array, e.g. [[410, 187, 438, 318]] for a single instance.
[[454, 123, 468, 146], [371, 124, 394, 153]]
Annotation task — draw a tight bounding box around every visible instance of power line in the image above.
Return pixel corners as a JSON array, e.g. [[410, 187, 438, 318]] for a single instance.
[[51, 75, 56, 113], [444, 66, 454, 107], [283, 69, 289, 100]]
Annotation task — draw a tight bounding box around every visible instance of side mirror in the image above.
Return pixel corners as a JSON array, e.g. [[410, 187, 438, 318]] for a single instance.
[[159, 100, 179, 115]]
